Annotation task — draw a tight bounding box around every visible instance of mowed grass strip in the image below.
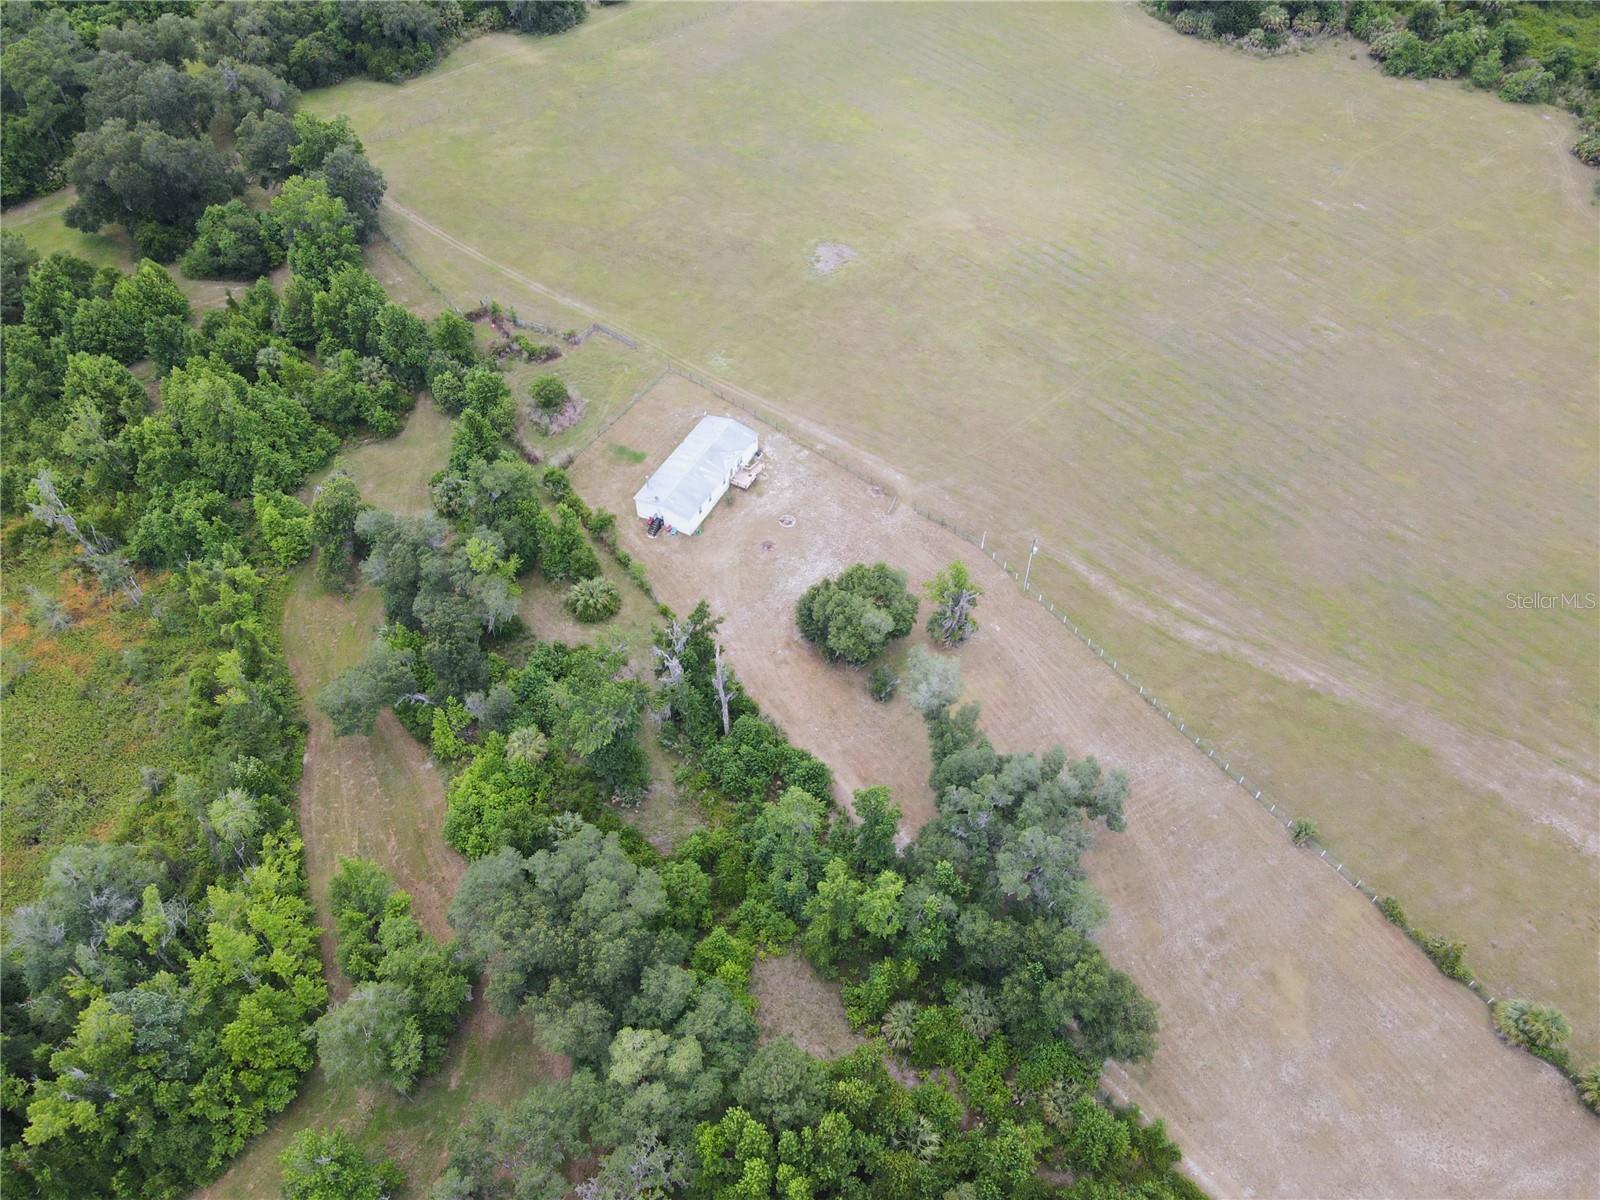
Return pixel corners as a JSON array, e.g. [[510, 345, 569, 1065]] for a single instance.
[[309, 2, 1599, 1058], [206, 406, 536, 1196]]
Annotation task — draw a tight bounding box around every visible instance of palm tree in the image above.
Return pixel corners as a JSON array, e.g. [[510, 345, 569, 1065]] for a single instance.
[[953, 983, 998, 1042], [882, 1000, 918, 1051]]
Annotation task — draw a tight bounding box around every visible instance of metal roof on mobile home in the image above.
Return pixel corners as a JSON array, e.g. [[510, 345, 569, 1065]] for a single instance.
[[633, 416, 759, 533]]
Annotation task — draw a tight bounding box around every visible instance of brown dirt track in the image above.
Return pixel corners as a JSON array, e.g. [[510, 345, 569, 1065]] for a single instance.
[[573, 374, 1600, 1199]]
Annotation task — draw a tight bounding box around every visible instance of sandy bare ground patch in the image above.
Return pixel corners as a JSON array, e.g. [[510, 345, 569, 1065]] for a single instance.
[[571, 376, 1600, 1199], [810, 242, 857, 276]]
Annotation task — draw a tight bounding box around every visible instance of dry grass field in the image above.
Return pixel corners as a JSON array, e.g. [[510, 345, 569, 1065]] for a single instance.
[[572, 374, 1599, 1198], [307, 1, 1599, 1064]]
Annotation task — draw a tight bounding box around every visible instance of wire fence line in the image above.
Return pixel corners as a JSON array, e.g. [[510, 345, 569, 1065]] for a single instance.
[[664, 364, 909, 500], [569, 332, 1593, 1098], [903, 507, 1531, 1027], [374, 227, 454, 304], [652, 367, 1519, 1021], [392, 223, 1581, 1083]]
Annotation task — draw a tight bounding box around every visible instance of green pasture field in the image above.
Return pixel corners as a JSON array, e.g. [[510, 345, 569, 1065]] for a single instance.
[[308, 2, 1600, 1056], [3, 189, 131, 268]]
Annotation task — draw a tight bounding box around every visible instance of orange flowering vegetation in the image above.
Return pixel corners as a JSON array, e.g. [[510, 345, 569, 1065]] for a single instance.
[[0, 546, 196, 910]]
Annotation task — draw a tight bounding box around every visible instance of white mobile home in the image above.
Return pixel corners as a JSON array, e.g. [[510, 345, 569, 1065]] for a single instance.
[[633, 415, 759, 535]]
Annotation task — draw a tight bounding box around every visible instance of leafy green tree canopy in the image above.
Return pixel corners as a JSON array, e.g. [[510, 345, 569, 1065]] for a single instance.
[[796, 562, 918, 665]]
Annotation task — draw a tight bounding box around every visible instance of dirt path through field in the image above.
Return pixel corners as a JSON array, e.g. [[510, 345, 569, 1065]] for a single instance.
[[280, 572, 464, 996], [572, 376, 1600, 1198], [197, 527, 551, 1198]]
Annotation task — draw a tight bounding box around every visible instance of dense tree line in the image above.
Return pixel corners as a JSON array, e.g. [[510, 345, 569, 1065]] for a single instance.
[[0, 247, 443, 563], [0, 228, 467, 1192], [2, 1, 589, 212], [1, 202, 646, 1190], [0, 58, 504, 1186], [377, 544, 1186, 1196], [0, 544, 326, 1195], [1151, 1, 1600, 167]]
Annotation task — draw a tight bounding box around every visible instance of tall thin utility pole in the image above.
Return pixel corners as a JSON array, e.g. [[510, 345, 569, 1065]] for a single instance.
[[1023, 536, 1039, 591]]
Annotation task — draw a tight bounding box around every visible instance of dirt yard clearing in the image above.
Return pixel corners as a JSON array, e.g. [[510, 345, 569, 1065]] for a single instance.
[[572, 375, 1599, 1199]]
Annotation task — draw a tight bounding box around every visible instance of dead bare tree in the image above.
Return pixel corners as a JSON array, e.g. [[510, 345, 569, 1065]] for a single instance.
[[653, 618, 689, 687], [652, 618, 690, 720], [27, 471, 90, 548], [933, 585, 979, 644], [712, 643, 733, 737], [28, 470, 143, 605], [925, 560, 982, 647], [86, 548, 142, 607]]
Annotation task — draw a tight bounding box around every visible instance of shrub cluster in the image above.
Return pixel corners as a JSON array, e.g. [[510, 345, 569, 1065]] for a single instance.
[[1373, 894, 1592, 1102], [313, 858, 471, 1095], [281, 1130, 402, 1200], [565, 575, 623, 622]]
